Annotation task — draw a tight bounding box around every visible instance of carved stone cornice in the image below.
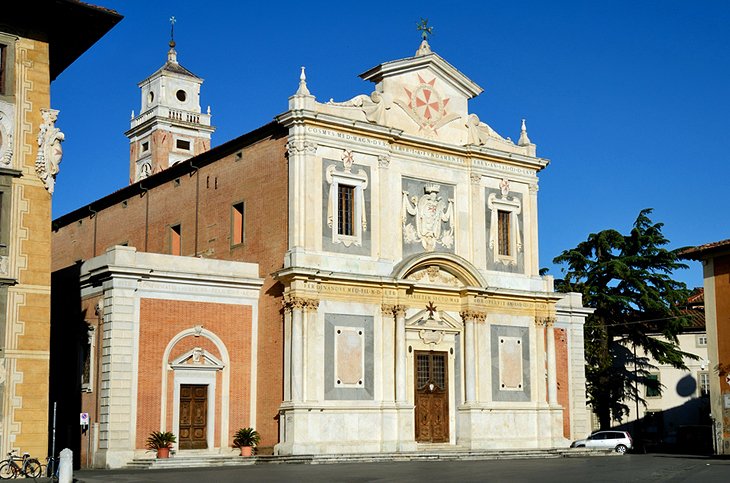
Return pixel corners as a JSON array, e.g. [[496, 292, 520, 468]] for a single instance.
[[460, 310, 487, 323]]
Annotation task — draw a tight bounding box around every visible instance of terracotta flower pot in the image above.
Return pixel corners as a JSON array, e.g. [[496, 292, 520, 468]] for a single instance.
[[240, 446, 253, 457], [156, 447, 170, 459]]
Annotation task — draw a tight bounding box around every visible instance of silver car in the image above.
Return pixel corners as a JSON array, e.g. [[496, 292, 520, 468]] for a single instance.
[[570, 430, 633, 454]]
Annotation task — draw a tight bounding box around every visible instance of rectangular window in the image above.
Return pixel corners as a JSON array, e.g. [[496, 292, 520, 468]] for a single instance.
[[698, 371, 710, 397], [170, 224, 182, 255], [497, 210, 510, 256], [337, 184, 355, 236], [176, 139, 191, 151], [646, 373, 661, 398], [697, 335, 708, 347], [231, 202, 244, 245], [141, 141, 149, 152]]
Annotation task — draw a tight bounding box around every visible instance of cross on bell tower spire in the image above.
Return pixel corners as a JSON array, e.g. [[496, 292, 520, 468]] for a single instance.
[[126, 16, 215, 184], [168, 16, 178, 63]]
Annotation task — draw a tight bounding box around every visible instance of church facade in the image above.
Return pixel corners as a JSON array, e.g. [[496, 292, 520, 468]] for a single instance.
[[51, 37, 591, 467]]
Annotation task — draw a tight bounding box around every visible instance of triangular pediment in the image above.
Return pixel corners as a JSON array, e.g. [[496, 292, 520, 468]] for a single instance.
[[170, 347, 223, 370], [405, 310, 461, 331], [359, 51, 483, 100], [311, 42, 536, 155]]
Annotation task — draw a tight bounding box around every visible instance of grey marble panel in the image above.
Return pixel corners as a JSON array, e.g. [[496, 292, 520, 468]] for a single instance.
[[401, 177, 456, 257], [324, 313, 374, 400], [490, 324, 531, 402]]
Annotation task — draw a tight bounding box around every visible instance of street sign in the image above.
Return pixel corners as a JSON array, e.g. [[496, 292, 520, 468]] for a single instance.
[[80, 412, 89, 426]]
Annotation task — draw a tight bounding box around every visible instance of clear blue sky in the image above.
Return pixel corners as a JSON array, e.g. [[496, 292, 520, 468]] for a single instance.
[[52, 0, 730, 288]]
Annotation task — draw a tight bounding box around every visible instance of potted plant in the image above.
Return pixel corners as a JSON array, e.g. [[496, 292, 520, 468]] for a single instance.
[[146, 431, 176, 459], [233, 427, 260, 456]]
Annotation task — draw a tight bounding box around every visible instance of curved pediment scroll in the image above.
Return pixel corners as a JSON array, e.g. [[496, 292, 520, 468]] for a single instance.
[[392, 252, 488, 289]]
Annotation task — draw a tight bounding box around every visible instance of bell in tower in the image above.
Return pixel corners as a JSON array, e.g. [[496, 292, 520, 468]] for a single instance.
[[125, 17, 215, 183]]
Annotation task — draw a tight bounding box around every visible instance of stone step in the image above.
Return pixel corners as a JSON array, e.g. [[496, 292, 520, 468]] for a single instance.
[[125, 448, 615, 470]]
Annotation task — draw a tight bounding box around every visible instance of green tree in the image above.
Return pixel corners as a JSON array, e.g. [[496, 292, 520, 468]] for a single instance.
[[553, 209, 695, 430]]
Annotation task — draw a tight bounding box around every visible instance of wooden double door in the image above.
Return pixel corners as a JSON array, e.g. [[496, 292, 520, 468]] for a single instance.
[[414, 351, 449, 443], [179, 384, 208, 449]]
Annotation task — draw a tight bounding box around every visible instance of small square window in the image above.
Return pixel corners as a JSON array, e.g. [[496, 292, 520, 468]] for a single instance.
[[698, 371, 710, 397], [646, 373, 661, 398], [176, 139, 191, 151], [696, 335, 708, 347], [141, 141, 149, 152], [231, 202, 244, 246]]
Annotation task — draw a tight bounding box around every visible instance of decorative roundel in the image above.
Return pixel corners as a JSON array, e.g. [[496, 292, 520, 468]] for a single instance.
[[410, 83, 444, 125], [176, 89, 187, 102]]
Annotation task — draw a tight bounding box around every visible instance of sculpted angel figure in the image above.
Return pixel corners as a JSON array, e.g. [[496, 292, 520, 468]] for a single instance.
[[402, 184, 454, 251]]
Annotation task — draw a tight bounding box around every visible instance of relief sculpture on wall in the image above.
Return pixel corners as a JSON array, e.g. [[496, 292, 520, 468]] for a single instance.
[[402, 183, 454, 252], [35, 108, 65, 194]]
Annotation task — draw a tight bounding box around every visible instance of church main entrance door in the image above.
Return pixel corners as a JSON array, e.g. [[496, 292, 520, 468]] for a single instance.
[[179, 384, 208, 449], [414, 351, 449, 443]]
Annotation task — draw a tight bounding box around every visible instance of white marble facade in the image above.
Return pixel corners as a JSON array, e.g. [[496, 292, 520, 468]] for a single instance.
[[274, 41, 591, 455]]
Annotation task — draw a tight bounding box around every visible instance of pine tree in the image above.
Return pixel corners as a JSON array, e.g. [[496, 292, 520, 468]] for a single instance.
[[553, 209, 695, 429]]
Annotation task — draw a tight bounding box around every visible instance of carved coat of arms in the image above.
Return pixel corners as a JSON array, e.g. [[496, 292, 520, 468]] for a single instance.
[[402, 183, 454, 251]]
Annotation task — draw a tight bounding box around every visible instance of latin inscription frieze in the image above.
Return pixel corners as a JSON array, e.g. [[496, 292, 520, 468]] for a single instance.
[[306, 127, 389, 147]]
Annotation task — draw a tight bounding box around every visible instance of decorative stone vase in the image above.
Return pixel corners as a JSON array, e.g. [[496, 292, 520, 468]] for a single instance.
[[156, 447, 171, 459], [240, 446, 253, 457]]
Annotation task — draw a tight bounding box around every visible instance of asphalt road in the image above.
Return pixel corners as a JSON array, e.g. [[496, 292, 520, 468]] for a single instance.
[[72, 454, 730, 483]]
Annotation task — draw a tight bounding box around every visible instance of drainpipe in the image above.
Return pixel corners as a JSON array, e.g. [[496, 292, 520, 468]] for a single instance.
[[88, 206, 97, 257], [190, 162, 200, 256], [140, 183, 149, 251]]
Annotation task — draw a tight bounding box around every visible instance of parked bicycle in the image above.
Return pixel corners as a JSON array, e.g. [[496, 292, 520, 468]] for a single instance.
[[45, 454, 59, 481], [0, 449, 42, 479]]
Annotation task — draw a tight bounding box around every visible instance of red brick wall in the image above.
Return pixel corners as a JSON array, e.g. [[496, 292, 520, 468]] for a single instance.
[[53, 134, 288, 447], [136, 299, 252, 450], [79, 294, 102, 466], [714, 255, 730, 439]]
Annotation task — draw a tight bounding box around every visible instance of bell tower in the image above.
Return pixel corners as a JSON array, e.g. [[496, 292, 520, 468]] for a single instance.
[[125, 19, 214, 183]]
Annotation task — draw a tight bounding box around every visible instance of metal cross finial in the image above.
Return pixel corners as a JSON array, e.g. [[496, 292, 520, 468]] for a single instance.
[[169, 16, 176, 47], [416, 18, 434, 41], [425, 301, 438, 319]]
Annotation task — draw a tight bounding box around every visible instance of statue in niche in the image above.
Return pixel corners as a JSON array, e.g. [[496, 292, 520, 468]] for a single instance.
[[402, 183, 454, 251], [138, 161, 152, 181], [35, 108, 65, 194]]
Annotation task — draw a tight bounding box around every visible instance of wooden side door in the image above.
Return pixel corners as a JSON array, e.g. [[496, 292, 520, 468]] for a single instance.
[[414, 351, 449, 443], [179, 384, 208, 449]]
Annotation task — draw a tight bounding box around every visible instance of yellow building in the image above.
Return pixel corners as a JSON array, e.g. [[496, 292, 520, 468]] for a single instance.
[[0, 1, 120, 457]]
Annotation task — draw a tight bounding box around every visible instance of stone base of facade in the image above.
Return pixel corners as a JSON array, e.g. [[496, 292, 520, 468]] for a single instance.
[[275, 403, 417, 455], [94, 449, 136, 469], [456, 404, 569, 449]]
